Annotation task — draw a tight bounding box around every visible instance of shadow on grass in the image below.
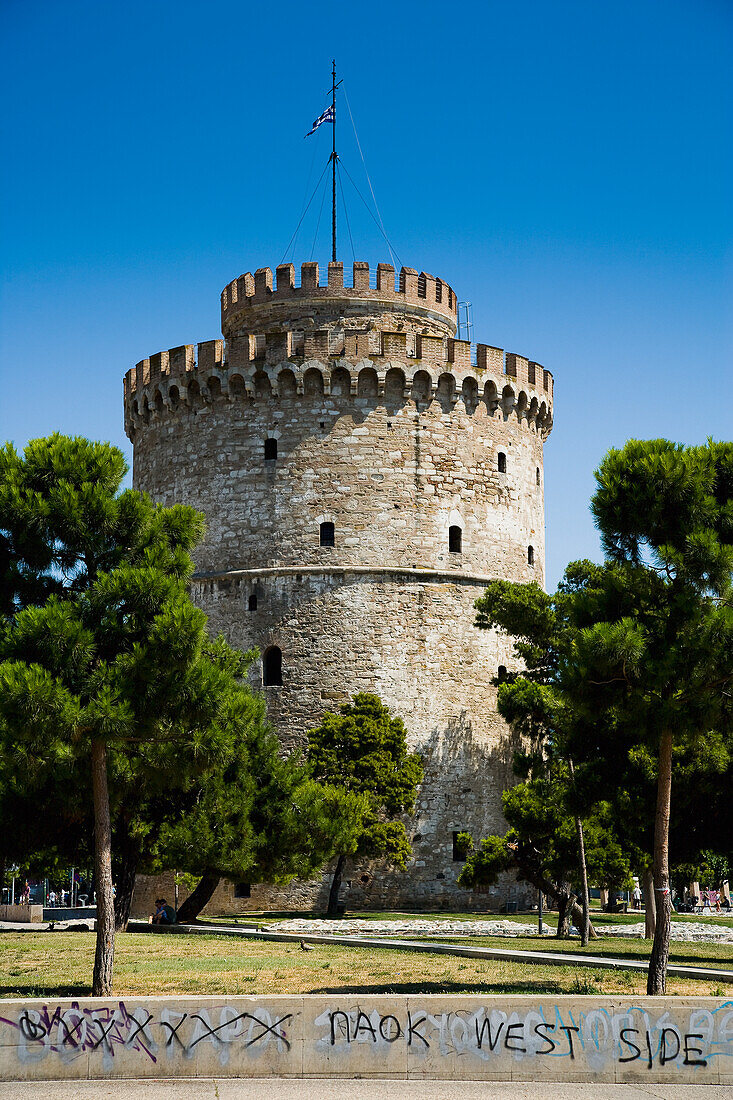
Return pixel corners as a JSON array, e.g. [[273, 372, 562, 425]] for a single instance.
[[432, 939, 732, 969], [310, 979, 567, 996], [0, 983, 90, 999]]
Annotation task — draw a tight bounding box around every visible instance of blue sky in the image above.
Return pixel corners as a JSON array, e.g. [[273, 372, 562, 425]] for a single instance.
[[1, 0, 731, 588]]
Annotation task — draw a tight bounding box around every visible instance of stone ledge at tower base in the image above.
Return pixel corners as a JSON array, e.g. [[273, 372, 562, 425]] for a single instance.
[[0, 995, 730, 1084]]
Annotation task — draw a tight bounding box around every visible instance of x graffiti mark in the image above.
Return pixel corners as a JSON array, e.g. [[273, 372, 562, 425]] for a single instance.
[[188, 1012, 293, 1052], [160, 1013, 189, 1048], [124, 1010, 155, 1047]]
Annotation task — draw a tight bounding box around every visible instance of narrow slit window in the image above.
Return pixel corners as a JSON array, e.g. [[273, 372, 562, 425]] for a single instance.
[[536, 467, 541, 486], [248, 594, 258, 611], [498, 452, 506, 473], [320, 521, 335, 547], [528, 545, 534, 566], [452, 832, 467, 862], [449, 525, 462, 553], [264, 438, 277, 461], [263, 646, 282, 686]]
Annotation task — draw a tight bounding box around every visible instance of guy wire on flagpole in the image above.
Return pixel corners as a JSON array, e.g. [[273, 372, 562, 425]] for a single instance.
[[280, 156, 332, 265], [336, 161, 356, 262], [342, 84, 397, 271], [284, 63, 402, 267]]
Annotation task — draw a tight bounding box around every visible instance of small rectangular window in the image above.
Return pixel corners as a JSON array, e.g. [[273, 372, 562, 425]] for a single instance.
[[264, 438, 277, 461], [320, 521, 335, 547], [452, 832, 467, 862], [234, 882, 251, 898], [449, 525, 462, 553]]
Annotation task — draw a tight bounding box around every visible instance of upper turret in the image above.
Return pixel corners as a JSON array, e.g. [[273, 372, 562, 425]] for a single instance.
[[221, 260, 458, 341]]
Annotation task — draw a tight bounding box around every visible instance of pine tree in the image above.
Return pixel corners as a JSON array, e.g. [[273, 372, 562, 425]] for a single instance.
[[307, 693, 423, 917], [469, 572, 634, 941], [583, 438, 733, 993], [0, 435, 245, 993]]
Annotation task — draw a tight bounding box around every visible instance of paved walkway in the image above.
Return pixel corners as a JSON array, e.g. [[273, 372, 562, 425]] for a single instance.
[[261, 916, 733, 945], [132, 921, 733, 985], [6, 1081, 730, 1099]]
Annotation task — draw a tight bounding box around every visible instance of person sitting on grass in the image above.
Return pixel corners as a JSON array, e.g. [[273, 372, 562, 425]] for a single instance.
[[152, 897, 175, 924]]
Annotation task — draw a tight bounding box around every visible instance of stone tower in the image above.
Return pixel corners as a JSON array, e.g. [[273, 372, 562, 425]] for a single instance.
[[123, 259, 554, 911]]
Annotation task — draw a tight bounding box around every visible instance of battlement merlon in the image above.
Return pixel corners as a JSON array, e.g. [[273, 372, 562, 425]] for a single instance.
[[123, 340, 224, 403], [220, 261, 459, 340], [124, 335, 554, 410]]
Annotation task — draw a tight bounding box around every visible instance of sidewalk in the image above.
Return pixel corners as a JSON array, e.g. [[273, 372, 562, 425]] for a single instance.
[[5, 1079, 729, 1098]]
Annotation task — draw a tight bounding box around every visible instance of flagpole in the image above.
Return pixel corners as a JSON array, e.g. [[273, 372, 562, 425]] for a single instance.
[[331, 59, 337, 262]]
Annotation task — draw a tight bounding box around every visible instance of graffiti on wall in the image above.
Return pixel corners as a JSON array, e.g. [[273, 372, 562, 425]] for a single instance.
[[316, 1002, 733, 1071], [0, 998, 731, 1077], [0, 1002, 292, 1070]]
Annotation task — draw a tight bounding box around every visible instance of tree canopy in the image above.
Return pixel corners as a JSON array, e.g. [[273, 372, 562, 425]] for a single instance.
[[463, 439, 733, 991], [307, 693, 423, 916], [0, 436, 260, 991]]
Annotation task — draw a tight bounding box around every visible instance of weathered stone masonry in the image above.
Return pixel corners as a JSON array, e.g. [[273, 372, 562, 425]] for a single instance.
[[123, 259, 554, 912]]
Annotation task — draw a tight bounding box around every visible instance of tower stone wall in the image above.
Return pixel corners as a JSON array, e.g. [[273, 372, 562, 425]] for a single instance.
[[124, 260, 554, 912]]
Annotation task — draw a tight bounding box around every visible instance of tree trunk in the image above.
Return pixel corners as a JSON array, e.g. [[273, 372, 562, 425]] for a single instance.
[[176, 871, 220, 923], [556, 894, 569, 937], [575, 818, 591, 946], [647, 729, 673, 995], [114, 830, 142, 932], [91, 737, 115, 996], [515, 861, 598, 938], [326, 853, 346, 918], [567, 896, 593, 934], [569, 760, 591, 947], [557, 888, 577, 938], [643, 864, 656, 940], [603, 883, 617, 912]]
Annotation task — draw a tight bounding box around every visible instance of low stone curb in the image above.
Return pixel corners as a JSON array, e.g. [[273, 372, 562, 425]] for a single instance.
[[128, 921, 733, 984]]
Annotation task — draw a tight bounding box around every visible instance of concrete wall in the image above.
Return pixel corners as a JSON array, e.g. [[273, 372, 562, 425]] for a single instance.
[[0, 905, 43, 924], [0, 995, 730, 1083]]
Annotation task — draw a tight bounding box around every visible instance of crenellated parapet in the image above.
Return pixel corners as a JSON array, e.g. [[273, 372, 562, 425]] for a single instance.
[[123, 332, 553, 440], [220, 260, 458, 341]]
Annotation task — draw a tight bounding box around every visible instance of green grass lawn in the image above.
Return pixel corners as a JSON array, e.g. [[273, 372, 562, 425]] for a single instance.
[[417, 935, 733, 969], [0, 929, 729, 1002]]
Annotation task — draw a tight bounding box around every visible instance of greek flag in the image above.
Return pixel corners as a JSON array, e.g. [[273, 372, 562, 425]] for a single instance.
[[305, 105, 334, 137]]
